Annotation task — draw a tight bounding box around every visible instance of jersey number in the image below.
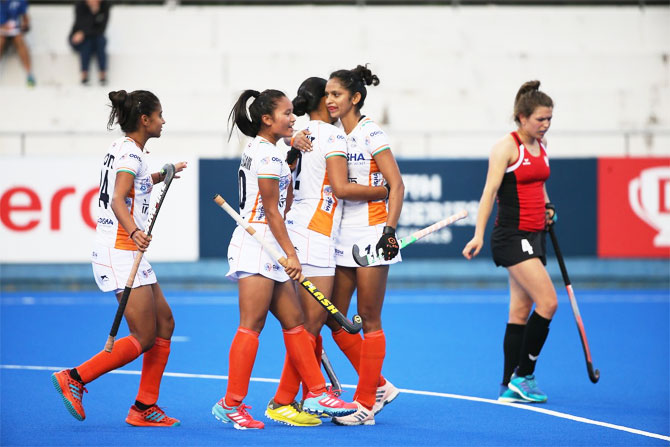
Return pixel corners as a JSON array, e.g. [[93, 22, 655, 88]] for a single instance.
[[238, 170, 247, 209], [521, 239, 534, 255], [98, 169, 110, 209]]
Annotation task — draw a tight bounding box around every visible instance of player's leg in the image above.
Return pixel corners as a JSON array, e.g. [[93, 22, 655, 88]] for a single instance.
[[212, 274, 273, 430], [270, 280, 356, 418], [52, 285, 153, 421], [127, 282, 180, 427], [506, 258, 557, 402], [498, 274, 533, 402]]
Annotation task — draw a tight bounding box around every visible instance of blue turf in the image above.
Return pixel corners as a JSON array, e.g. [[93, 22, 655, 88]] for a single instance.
[[1, 288, 668, 446]]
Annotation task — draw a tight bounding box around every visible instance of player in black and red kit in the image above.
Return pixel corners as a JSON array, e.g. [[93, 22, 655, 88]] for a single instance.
[[463, 80, 557, 403]]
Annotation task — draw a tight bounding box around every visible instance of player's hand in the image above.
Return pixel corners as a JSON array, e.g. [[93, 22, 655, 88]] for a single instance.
[[376, 226, 399, 260], [284, 253, 302, 281], [462, 236, 483, 260], [291, 130, 312, 152], [545, 203, 557, 228], [174, 161, 188, 179], [131, 229, 152, 252]]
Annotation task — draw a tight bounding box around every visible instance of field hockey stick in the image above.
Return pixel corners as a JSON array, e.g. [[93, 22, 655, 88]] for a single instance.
[[548, 226, 600, 383], [213, 194, 363, 334], [104, 164, 176, 352], [352, 210, 469, 267], [321, 349, 342, 396]]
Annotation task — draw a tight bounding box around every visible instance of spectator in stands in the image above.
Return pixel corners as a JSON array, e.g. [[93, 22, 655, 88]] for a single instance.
[[0, 0, 36, 86], [69, 0, 110, 85]]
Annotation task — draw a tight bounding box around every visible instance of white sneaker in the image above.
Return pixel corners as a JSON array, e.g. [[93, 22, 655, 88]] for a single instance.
[[372, 379, 400, 415], [332, 401, 375, 426]]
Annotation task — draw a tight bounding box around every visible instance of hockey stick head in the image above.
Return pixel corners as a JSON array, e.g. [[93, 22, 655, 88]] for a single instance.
[[352, 244, 381, 267], [160, 163, 176, 187], [588, 364, 600, 383]]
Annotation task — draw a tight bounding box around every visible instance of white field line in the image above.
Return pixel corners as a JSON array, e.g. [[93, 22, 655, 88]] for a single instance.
[[4, 364, 668, 442]]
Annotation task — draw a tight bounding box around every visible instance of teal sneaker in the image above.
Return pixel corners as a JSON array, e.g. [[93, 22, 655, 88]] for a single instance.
[[498, 384, 527, 403], [508, 374, 548, 403]]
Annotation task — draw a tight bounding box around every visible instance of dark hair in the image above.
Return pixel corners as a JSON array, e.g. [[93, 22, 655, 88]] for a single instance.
[[228, 89, 286, 139], [329, 64, 379, 111], [107, 90, 160, 132], [292, 77, 327, 117], [513, 80, 553, 125]]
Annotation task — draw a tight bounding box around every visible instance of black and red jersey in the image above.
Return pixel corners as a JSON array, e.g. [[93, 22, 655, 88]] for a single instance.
[[495, 132, 550, 232]]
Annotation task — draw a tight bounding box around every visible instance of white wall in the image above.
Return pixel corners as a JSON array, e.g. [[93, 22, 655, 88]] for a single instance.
[[0, 4, 668, 158]]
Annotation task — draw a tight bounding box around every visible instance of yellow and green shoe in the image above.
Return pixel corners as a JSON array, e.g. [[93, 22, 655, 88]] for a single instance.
[[264, 399, 322, 427]]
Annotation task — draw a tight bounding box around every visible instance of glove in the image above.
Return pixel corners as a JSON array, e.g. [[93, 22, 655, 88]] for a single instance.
[[545, 202, 557, 226], [376, 226, 399, 260]]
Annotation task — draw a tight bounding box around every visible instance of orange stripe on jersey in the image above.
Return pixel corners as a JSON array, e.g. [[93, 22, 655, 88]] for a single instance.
[[114, 189, 137, 250], [368, 158, 387, 226], [248, 192, 265, 223], [307, 172, 338, 237]]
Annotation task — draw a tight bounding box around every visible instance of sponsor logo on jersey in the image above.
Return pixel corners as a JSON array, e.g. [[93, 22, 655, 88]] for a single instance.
[[264, 262, 280, 272], [100, 275, 109, 282], [97, 217, 114, 225], [347, 153, 365, 162], [335, 248, 344, 256], [129, 153, 142, 162], [522, 158, 531, 166], [139, 177, 153, 192], [141, 268, 153, 278], [369, 131, 383, 137]]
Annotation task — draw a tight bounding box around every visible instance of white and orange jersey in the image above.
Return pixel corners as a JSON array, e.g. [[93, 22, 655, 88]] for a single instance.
[[95, 137, 153, 250], [238, 135, 292, 224], [340, 116, 390, 227], [285, 120, 347, 238]]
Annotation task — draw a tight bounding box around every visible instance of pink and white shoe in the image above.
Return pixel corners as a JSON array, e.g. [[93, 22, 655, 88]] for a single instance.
[[302, 390, 357, 417], [212, 398, 264, 430]]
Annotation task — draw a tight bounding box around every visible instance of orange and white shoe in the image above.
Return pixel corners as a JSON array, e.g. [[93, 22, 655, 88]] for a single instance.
[[212, 398, 264, 430], [52, 369, 87, 421], [332, 400, 375, 426], [126, 404, 181, 427], [302, 390, 357, 417], [372, 379, 400, 414]]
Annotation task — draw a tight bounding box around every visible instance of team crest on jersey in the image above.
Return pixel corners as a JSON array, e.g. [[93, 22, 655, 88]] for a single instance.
[[279, 174, 291, 191], [139, 177, 153, 192]]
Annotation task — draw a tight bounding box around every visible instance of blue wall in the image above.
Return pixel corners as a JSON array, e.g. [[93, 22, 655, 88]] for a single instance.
[[199, 158, 598, 259]]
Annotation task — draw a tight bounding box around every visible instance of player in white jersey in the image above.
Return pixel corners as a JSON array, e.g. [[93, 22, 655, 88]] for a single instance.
[[53, 90, 186, 427], [212, 88, 357, 430], [322, 65, 405, 426], [266, 77, 389, 423]]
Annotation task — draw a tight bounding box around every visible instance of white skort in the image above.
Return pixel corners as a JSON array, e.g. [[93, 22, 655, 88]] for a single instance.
[[91, 245, 157, 293], [335, 223, 402, 267], [287, 223, 336, 278], [226, 224, 290, 282]]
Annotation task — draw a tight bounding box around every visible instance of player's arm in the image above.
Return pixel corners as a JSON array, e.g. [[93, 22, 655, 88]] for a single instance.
[[327, 155, 387, 201], [111, 171, 150, 251], [372, 149, 404, 229], [462, 136, 516, 259], [258, 177, 301, 280]]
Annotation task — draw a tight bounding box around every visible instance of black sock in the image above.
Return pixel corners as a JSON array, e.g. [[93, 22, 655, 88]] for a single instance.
[[517, 311, 551, 377], [502, 323, 525, 385], [135, 400, 154, 411], [69, 368, 84, 384]]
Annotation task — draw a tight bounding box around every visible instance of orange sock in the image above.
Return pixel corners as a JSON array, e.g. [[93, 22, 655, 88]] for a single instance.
[[353, 330, 386, 410], [283, 326, 325, 395], [225, 327, 259, 407], [332, 328, 386, 386], [76, 335, 142, 384], [303, 335, 322, 398], [136, 337, 170, 405]]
